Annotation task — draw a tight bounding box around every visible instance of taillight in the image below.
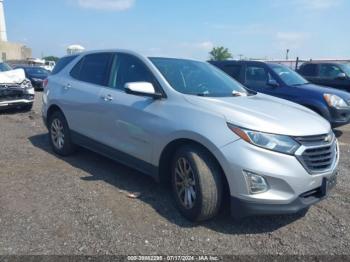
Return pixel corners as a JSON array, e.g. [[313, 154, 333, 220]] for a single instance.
[[43, 79, 49, 88]]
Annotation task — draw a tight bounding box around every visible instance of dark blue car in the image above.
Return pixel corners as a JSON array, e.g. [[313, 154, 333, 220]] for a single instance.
[[210, 60, 350, 128]]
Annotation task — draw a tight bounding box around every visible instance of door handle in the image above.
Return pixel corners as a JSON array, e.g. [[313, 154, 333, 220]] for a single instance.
[[102, 94, 113, 102], [63, 83, 71, 90]]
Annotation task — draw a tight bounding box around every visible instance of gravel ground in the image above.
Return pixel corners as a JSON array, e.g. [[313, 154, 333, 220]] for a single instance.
[[0, 93, 349, 256]]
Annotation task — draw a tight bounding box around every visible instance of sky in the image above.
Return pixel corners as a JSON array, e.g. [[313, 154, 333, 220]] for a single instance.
[[3, 0, 350, 60]]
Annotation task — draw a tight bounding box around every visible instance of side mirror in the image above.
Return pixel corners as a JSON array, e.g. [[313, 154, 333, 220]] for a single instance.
[[336, 72, 347, 80], [267, 79, 279, 87], [125, 82, 162, 99]]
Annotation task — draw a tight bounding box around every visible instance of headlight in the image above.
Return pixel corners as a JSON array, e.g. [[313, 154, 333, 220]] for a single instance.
[[324, 94, 348, 108], [20, 79, 33, 90], [228, 124, 300, 155]]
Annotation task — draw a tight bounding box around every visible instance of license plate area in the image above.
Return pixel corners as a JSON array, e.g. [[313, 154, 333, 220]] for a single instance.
[[321, 171, 338, 196]]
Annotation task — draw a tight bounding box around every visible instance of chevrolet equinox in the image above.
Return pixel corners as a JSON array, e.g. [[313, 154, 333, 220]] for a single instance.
[[42, 50, 339, 221]]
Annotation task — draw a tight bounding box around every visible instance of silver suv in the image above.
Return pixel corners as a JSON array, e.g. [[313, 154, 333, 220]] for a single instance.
[[42, 50, 339, 221]]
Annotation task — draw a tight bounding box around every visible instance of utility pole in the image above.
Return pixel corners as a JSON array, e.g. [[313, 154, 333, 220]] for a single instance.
[[286, 49, 290, 60]]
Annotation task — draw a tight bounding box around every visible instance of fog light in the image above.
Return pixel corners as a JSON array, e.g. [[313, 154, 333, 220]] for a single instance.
[[244, 171, 269, 194]]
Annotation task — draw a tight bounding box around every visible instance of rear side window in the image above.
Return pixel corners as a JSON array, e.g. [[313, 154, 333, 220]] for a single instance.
[[300, 64, 318, 77], [51, 55, 78, 75], [70, 53, 113, 86], [223, 65, 242, 80]]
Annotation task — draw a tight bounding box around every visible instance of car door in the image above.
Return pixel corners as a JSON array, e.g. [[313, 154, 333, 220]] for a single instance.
[[319, 64, 349, 91], [61, 52, 114, 141], [243, 64, 283, 95], [98, 53, 164, 164], [243, 64, 299, 102]]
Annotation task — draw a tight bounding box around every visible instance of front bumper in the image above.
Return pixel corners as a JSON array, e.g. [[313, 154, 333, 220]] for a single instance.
[[230, 173, 337, 217], [218, 139, 339, 218], [0, 98, 34, 109], [329, 106, 350, 128], [0, 86, 35, 110]]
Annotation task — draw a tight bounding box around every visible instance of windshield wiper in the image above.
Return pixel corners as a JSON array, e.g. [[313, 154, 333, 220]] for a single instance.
[[196, 91, 210, 97], [292, 82, 310, 87]]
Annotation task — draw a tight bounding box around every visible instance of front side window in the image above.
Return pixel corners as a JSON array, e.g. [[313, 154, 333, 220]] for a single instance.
[[319, 64, 343, 79], [269, 64, 308, 86], [245, 66, 269, 85], [150, 58, 248, 97], [110, 54, 157, 90], [339, 63, 350, 77]]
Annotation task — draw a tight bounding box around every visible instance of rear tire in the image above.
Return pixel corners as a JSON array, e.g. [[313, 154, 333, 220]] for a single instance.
[[48, 111, 76, 156], [171, 145, 223, 222]]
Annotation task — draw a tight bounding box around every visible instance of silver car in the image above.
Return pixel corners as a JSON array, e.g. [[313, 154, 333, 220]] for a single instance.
[[42, 50, 339, 221]]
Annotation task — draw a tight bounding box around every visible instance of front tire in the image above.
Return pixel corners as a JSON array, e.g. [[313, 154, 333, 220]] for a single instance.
[[171, 145, 223, 222], [48, 111, 75, 156]]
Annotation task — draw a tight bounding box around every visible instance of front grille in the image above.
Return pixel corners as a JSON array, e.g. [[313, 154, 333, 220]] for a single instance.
[[0, 88, 26, 102], [295, 133, 332, 145], [295, 133, 338, 174], [0, 84, 21, 89]]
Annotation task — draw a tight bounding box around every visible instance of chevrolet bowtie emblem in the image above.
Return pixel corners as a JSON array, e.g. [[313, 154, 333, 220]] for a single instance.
[[325, 134, 332, 143]]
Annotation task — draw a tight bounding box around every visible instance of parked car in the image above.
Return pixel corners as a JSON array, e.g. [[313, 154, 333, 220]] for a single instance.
[[42, 51, 338, 221], [298, 62, 350, 92], [210, 61, 350, 128], [14, 66, 49, 90], [0, 62, 12, 72], [0, 68, 35, 111]]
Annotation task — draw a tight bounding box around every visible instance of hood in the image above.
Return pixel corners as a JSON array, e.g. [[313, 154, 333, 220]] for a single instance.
[[185, 93, 331, 137], [0, 69, 26, 84], [297, 83, 350, 100]]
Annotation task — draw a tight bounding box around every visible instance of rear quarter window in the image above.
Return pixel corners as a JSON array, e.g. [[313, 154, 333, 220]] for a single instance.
[[51, 55, 78, 75]]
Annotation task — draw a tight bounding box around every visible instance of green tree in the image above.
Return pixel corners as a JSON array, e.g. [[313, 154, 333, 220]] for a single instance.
[[209, 46, 233, 61], [43, 56, 60, 63]]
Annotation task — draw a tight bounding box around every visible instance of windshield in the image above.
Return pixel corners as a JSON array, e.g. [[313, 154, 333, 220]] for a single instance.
[[150, 58, 248, 97], [25, 67, 49, 76], [339, 63, 350, 77], [270, 64, 308, 86], [0, 63, 12, 72]]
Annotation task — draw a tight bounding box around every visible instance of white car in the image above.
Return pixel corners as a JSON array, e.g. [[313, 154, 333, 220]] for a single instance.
[[0, 63, 34, 111]]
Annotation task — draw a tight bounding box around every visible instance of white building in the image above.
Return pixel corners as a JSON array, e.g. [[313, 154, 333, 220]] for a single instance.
[[67, 45, 85, 55], [0, 0, 32, 61]]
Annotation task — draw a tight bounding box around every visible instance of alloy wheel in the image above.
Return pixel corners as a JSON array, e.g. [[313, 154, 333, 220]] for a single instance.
[[51, 118, 65, 150], [174, 157, 197, 209]]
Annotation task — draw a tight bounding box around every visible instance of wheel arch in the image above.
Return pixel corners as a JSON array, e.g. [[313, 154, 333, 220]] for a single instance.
[[47, 104, 65, 123], [157, 138, 230, 198]]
